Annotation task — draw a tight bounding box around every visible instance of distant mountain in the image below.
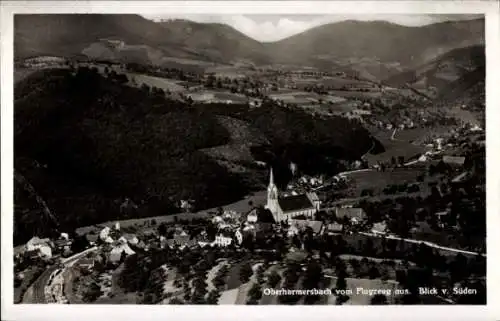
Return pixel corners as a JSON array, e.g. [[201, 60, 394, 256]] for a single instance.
[[15, 14, 213, 64], [266, 19, 484, 79], [14, 14, 268, 67], [15, 15, 484, 80], [383, 45, 485, 91], [158, 19, 269, 65]]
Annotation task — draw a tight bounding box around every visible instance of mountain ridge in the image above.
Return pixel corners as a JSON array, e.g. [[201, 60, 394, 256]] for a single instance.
[[15, 14, 485, 80]]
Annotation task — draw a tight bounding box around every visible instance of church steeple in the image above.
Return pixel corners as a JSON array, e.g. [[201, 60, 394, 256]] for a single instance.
[[266, 167, 279, 216]]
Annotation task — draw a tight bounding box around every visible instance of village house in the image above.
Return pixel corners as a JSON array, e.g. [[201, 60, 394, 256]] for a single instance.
[[324, 222, 343, 235], [371, 222, 388, 235], [85, 233, 99, 246], [235, 229, 244, 245], [335, 207, 367, 224], [123, 233, 139, 246], [434, 210, 450, 227], [25, 237, 53, 259], [166, 230, 198, 250], [99, 227, 115, 243], [442, 155, 466, 167], [289, 219, 324, 235], [214, 231, 233, 247], [109, 239, 136, 263]]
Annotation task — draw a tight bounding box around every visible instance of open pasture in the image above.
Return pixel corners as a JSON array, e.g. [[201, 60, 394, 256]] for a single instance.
[[344, 168, 424, 195], [127, 73, 186, 92], [328, 90, 381, 99]]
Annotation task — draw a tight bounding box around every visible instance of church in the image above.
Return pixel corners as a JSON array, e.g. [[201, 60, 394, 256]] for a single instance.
[[265, 168, 320, 222]]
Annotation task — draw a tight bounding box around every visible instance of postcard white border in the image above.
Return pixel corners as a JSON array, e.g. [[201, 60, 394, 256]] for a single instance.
[[1, 1, 499, 321]]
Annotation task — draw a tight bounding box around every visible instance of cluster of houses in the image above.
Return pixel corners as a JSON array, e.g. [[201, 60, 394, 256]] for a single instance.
[[18, 233, 73, 261]]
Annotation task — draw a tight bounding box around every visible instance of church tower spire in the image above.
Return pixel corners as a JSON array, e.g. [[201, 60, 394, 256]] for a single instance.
[[266, 167, 279, 219]]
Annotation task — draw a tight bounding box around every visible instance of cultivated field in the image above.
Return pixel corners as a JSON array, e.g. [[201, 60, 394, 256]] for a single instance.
[[328, 90, 381, 99], [344, 168, 424, 196], [126, 73, 186, 92]]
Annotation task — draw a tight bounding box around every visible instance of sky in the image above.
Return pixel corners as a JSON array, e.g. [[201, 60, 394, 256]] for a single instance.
[[141, 14, 482, 42]]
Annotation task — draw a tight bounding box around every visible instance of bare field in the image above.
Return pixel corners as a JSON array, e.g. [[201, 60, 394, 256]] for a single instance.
[[345, 168, 424, 195], [126, 73, 185, 92], [328, 90, 381, 99]]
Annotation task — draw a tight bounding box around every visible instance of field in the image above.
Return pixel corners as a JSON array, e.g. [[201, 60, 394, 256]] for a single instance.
[[320, 77, 375, 88], [365, 128, 428, 166], [269, 91, 320, 104], [126, 73, 186, 92], [328, 90, 381, 99], [343, 168, 425, 196]]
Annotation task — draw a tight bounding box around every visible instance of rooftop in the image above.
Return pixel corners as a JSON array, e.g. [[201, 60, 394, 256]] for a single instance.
[[336, 207, 366, 220], [442, 155, 466, 166], [290, 219, 323, 234], [278, 194, 315, 213]]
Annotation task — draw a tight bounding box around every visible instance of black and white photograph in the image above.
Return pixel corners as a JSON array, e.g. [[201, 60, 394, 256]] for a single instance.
[[1, 1, 499, 318]]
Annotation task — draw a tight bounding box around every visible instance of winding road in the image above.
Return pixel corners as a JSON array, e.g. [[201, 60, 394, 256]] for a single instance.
[[23, 247, 99, 303], [359, 232, 486, 257]]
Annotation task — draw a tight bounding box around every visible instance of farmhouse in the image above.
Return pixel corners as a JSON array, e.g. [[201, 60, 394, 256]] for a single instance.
[[442, 155, 466, 167], [25, 237, 53, 259], [371, 222, 388, 235], [214, 231, 233, 247], [324, 222, 343, 235], [289, 219, 324, 235], [335, 207, 367, 224], [109, 241, 135, 263]]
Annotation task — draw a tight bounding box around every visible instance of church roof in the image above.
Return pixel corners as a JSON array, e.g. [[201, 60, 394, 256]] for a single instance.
[[278, 195, 314, 213]]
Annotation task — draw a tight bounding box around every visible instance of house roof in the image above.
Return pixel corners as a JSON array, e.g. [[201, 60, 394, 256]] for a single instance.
[[442, 155, 466, 165], [217, 230, 234, 238], [307, 192, 320, 203], [372, 222, 387, 233], [86, 234, 99, 243], [27, 237, 51, 247], [278, 194, 315, 213], [291, 219, 323, 234], [326, 222, 343, 232], [336, 208, 366, 220], [123, 233, 138, 241]]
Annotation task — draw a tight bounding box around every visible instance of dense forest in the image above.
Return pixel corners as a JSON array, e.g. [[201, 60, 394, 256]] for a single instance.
[[14, 67, 374, 245]]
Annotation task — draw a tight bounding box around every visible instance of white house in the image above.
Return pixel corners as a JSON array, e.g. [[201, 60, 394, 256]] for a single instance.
[[235, 230, 243, 245], [287, 224, 300, 237], [123, 234, 139, 246], [99, 227, 111, 241], [25, 237, 53, 259], [214, 233, 233, 247], [109, 242, 135, 263], [371, 222, 388, 235], [246, 210, 258, 223]]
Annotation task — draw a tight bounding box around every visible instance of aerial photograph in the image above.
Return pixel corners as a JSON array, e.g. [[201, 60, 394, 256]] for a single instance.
[[12, 13, 486, 305]]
